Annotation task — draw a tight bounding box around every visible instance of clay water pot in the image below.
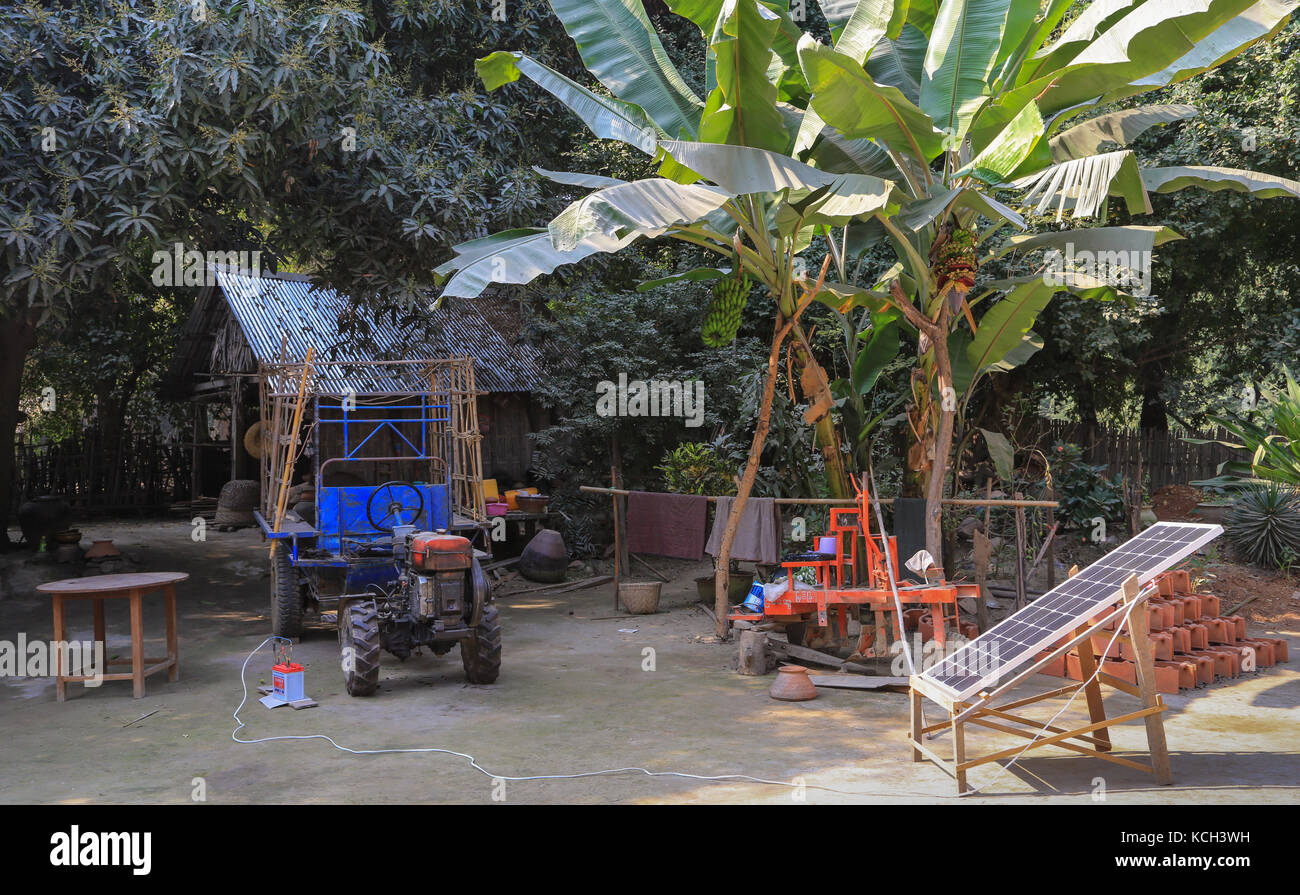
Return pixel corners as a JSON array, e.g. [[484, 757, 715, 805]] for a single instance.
[[85, 539, 121, 560], [769, 665, 818, 701], [518, 528, 568, 583], [53, 544, 83, 564], [17, 495, 71, 549]]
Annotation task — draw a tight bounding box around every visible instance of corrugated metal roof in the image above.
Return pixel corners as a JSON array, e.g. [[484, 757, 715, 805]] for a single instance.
[[215, 269, 544, 395]]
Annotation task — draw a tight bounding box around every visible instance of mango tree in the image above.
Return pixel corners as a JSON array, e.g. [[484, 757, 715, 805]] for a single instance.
[[438, 0, 1300, 634]]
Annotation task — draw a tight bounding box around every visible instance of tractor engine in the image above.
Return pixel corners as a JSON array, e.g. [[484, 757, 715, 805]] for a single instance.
[[406, 532, 472, 623]]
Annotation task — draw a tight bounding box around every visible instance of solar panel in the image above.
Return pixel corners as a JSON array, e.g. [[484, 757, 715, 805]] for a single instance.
[[920, 522, 1223, 701]]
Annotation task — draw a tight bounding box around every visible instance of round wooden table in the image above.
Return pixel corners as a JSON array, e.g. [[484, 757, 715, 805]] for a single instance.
[[36, 572, 187, 701]]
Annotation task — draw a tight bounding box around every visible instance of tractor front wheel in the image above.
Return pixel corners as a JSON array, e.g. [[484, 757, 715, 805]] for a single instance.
[[270, 541, 304, 639], [461, 603, 501, 684], [339, 600, 381, 696]]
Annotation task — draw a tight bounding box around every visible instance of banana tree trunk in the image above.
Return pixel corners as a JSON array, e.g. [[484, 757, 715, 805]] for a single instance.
[[714, 316, 787, 637], [814, 414, 851, 499], [795, 340, 851, 499], [923, 302, 956, 563]]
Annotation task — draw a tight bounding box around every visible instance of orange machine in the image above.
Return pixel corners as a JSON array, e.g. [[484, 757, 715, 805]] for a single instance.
[[729, 479, 977, 656]]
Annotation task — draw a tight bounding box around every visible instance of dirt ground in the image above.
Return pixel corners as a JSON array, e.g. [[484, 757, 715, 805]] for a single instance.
[[1, 518, 1296, 805]]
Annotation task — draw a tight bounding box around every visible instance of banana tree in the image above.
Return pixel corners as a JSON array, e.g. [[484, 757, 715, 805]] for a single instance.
[[436, 0, 1300, 634]]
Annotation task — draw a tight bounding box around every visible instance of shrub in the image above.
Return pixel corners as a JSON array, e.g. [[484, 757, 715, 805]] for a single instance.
[[1225, 483, 1300, 569], [656, 441, 736, 496], [1050, 442, 1125, 530]]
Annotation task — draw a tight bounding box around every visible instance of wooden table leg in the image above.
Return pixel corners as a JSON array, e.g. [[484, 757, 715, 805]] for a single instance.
[[52, 595, 66, 702], [130, 590, 145, 698], [165, 585, 179, 682], [93, 597, 106, 648]]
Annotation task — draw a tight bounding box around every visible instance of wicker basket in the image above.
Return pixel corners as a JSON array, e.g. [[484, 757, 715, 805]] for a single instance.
[[215, 479, 260, 527], [618, 580, 662, 615]]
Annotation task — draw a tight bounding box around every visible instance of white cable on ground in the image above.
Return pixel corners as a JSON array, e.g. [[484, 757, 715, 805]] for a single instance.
[[233, 591, 1148, 801], [232, 636, 956, 798]]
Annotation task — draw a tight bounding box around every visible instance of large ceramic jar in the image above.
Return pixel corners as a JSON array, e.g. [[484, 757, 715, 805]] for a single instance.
[[17, 495, 71, 549]]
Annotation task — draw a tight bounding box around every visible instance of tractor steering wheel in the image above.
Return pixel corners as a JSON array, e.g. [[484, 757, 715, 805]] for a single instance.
[[366, 481, 426, 532]]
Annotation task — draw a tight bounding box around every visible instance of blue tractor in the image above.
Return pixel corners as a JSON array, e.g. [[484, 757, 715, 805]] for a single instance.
[[253, 359, 498, 695]]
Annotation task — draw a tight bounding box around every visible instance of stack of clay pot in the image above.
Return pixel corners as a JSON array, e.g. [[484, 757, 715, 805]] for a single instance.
[[1036, 569, 1288, 694]]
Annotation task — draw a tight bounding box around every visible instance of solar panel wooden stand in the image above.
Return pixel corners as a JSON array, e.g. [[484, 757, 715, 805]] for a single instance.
[[908, 572, 1172, 794]]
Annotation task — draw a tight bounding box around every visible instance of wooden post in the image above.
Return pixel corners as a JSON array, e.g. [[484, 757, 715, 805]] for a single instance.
[[1013, 492, 1028, 611], [611, 437, 629, 586], [190, 404, 202, 501], [610, 440, 622, 613], [1045, 484, 1057, 590], [229, 380, 241, 482], [951, 715, 968, 793], [1123, 575, 1172, 784], [737, 629, 772, 675], [909, 688, 925, 762], [973, 529, 991, 634]]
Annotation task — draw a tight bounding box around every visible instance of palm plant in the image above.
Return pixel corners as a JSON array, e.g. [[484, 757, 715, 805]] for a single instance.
[[1192, 370, 1300, 487], [436, 0, 1300, 633]]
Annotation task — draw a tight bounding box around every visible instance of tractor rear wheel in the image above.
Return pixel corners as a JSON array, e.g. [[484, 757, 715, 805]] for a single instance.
[[461, 603, 501, 684], [339, 600, 381, 696], [270, 541, 304, 639]]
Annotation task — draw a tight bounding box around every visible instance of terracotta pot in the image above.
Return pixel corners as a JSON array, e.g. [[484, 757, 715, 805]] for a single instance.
[[85, 539, 121, 560], [769, 666, 817, 701]]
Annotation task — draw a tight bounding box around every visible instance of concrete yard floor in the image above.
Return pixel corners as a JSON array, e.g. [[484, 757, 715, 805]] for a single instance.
[[1, 519, 1297, 804]]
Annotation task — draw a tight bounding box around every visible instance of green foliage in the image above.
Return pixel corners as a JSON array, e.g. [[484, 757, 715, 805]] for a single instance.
[[656, 441, 736, 495], [1021, 20, 1300, 430], [1195, 370, 1300, 487], [526, 275, 765, 498], [446, 0, 1300, 531], [1225, 483, 1300, 569], [0, 0, 577, 323], [1050, 441, 1124, 530]]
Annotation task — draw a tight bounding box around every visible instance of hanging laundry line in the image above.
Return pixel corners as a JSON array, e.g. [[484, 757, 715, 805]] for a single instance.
[[577, 486, 1058, 508]]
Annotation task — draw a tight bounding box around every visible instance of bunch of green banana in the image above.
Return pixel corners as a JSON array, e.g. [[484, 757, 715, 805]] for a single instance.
[[701, 276, 748, 347]]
